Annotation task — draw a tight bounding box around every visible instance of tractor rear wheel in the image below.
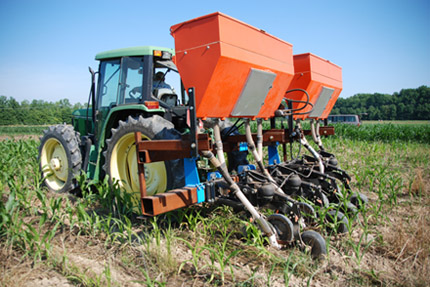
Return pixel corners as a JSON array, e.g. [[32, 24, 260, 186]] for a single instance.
[[38, 124, 82, 193], [103, 115, 184, 210]]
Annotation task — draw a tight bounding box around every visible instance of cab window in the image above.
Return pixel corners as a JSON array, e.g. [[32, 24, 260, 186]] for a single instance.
[[119, 57, 144, 104]]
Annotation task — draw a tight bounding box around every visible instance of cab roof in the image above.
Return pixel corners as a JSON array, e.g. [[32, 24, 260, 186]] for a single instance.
[[95, 46, 175, 60]]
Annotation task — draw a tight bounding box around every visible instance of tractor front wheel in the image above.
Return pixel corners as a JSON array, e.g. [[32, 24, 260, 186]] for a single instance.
[[103, 115, 184, 210], [38, 124, 82, 193]]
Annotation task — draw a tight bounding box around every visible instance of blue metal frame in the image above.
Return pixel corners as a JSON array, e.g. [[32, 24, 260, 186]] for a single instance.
[[268, 142, 281, 165], [184, 157, 205, 203]]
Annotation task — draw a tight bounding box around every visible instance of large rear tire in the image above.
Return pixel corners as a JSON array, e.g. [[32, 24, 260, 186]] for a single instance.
[[103, 115, 184, 209], [38, 124, 82, 193]]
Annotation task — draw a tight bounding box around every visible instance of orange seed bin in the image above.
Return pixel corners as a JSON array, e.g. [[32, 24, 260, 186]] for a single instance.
[[170, 12, 294, 119], [287, 53, 342, 120]]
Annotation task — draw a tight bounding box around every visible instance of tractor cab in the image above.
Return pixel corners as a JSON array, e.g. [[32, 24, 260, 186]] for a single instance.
[[95, 46, 179, 108], [72, 46, 182, 140]]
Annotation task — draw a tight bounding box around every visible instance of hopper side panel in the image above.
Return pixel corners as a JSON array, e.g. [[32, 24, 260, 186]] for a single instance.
[[292, 54, 312, 73], [218, 15, 293, 64], [309, 55, 342, 83], [171, 13, 221, 52], [196, 56, 250, 118], [175, 45, 221, 116]]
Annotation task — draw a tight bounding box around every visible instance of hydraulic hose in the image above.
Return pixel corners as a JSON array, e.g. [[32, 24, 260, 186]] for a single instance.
[[82, 137, 92, 173], [297, 121, 324, 173], [201, 139, 280, 248], [283, 89, 314, 115], [213, 122, 226, 165], [245, 119, 268, 174], [310, 119, 319, 145], [311, 120, 324, 150], [244, 120, 290, 199], [256, 119, 263, 159], [316, 120, 324, 150]]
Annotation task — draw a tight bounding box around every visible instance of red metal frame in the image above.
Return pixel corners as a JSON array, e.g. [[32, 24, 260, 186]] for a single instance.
[[134, 126, 334, 216], [134, 133, 212, 216], [222, 127, 334, 152]]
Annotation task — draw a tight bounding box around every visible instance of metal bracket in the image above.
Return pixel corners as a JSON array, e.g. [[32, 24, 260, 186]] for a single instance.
[[187, 87, 198, 158]]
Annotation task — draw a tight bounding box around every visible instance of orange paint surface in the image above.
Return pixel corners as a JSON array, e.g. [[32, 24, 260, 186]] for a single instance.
[[170, 12, 294, 118], [287, 53, 342, 120]]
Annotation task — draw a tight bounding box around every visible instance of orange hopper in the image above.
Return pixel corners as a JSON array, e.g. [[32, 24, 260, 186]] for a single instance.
[[170, 12, 294, 119], [286, 53, 342, 120]]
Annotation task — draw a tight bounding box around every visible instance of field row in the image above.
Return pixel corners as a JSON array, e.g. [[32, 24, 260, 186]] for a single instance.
[[0, 135, 429, 286]]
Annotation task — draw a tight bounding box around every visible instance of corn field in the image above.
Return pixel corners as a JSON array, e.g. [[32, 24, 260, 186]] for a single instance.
[[0, 123, 429, 286]]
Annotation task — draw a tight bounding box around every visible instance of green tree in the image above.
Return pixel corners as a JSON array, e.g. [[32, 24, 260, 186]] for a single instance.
[[332, 86, 430, 120]]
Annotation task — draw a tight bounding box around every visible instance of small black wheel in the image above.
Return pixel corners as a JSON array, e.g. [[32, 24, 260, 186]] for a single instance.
[[301, 230, 327, 259], [38, 124, 82, 193], [342, 201, 359, 218], [313, 192, 329, 208], [325, 210, 349, 234], [267, 214, 294, 242], [296, 202, 316, 225], [350, 192, 368, 209]]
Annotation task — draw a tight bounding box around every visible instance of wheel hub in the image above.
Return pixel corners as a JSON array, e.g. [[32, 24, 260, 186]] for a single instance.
[[50, 158, 61, 171]]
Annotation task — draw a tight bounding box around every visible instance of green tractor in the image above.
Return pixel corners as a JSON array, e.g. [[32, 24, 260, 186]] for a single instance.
[[39, 46, 187, 208]]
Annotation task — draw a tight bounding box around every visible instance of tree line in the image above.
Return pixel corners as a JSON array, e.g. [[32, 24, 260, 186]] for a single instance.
[[0, 96, 86, 125], [331, 86, 430, 120], [0, 85, 429, 125]]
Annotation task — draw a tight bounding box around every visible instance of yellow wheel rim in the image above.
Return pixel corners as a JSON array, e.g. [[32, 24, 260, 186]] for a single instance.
[[40, 138, 69, 191], [110, 132, 167, 206]]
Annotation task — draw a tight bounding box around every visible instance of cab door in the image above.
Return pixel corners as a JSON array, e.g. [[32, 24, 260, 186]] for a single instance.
[[95, 59, 121, 139]]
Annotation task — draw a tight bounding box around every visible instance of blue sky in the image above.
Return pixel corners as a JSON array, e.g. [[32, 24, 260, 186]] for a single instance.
[[0, 0, 429, 104]]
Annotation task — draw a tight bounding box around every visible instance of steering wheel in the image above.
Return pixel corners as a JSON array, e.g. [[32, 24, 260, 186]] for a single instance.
[[128, 87, 141, 99]]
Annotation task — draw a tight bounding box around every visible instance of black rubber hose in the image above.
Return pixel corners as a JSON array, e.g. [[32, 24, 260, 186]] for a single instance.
[[82, 137, 92, 173]]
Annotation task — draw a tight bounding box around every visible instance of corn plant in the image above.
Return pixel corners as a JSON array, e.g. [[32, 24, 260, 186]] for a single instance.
[[204, 231, 242, 284]]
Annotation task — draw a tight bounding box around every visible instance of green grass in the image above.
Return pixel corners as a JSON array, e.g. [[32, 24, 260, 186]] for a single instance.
[[331, 122, 430, 143], [1, 129, 429, 286]]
